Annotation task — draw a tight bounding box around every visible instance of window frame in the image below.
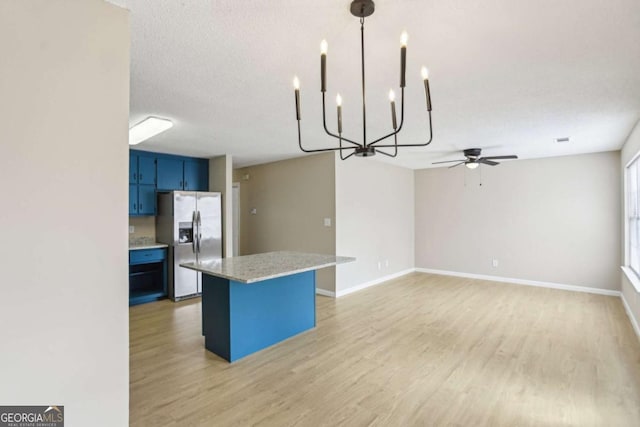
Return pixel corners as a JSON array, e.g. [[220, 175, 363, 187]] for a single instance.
[[624, 150, 640, 281]]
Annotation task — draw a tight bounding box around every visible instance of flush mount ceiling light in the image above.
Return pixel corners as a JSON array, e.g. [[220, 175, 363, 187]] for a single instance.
[[293, 0, 434, 160], [129, 116, 173, 145]]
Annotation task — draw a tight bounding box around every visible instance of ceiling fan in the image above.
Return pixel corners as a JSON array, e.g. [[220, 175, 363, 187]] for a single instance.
[[432, 148, 518, 169]]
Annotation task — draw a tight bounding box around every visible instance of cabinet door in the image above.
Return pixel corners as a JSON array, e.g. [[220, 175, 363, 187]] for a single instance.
[[129, 153, 138, 184], [129, 183, 138, 214], [138, 184, 156, 215], [137, 155, 156, 185], [184, 159, 208, 191], [157, 158, 184, 190]]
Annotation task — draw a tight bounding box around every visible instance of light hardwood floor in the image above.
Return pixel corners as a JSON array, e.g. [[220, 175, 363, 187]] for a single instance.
[[130, 273, 640, 426]]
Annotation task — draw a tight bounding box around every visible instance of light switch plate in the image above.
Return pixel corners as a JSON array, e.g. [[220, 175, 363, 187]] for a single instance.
[[324, 218, 331, 227], [129, 225, 135, 234], [250, 208, 257, 215]]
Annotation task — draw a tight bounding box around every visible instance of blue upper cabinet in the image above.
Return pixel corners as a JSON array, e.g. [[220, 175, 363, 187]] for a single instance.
[[129, 150, 209, 216], [158, 156, 208, 192], [137, 155, 156, 185], [130, 151, 157, 185], [156, 157, 184, 191], [129, 154, 137, 184], [184, 159, 209, 191], [137, 185, 156, 215], [129, 184, 156, 216]]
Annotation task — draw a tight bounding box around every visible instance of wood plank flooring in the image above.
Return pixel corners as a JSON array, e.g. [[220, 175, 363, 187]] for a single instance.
[[130, 273, 640, 426]]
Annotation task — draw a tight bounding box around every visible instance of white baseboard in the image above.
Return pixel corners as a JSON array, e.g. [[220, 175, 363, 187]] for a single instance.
[[336, 268, 416, 298], [315, 288, 336, 298], [621, 292, 640, 342], [415, 267, 620, 297]]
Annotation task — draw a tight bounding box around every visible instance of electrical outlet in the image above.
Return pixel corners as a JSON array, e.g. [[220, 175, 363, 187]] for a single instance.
[[129, 225, 135, 234], [324, 218, 331, 227], [250, 208, 257, 215], [492, 259, 499, 268]]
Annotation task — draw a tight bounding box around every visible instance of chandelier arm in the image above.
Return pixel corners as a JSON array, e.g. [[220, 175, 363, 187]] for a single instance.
[[297, 120, 358, 153], [340, 136, 357, 160], [372, 111, 434, 148], [367, 87, 406, 147], [321, 93, 361, 147], [375, 134, 399, 158]]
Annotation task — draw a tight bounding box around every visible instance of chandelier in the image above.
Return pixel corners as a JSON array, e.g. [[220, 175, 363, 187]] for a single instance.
[[293, 0, 433, 160]]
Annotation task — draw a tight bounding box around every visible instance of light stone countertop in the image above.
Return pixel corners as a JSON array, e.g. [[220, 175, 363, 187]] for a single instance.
[[180, 251, 355, 284], [129, 243, 169, 251]]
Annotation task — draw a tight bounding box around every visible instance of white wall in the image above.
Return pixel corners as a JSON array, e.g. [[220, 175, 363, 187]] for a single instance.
[[621, 120, 640, 335], [335, 155, 415, 293], [0, 1, 129, 425], [415, 152, 621, 291]]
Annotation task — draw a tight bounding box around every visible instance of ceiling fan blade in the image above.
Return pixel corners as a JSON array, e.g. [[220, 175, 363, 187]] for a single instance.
[[480, 155, 518, 160], [448, 162, 465, 169], [432, 159, 466, 164], [479, 159, 499, 166]]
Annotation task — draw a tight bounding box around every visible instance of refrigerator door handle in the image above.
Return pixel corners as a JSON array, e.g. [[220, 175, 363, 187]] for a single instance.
[[196, 210, 202, 254], [191, 210, 197, 253]]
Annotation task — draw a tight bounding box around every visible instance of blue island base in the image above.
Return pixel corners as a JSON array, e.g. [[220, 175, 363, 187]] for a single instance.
[[201, 270, 316, 362]]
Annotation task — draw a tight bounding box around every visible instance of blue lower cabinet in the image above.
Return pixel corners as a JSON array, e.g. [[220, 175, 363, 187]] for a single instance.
[[129, 248, 167, 306], [201, 271, 316, 362]]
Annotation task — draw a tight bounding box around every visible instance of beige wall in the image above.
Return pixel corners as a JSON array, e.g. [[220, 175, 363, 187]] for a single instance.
[[335, 156, 415, 293], [234, 153, 336, 292], [0, 1, 129, 425], [209, 155, 233, 257], [415, 152, 621, 291], [621, 120, 640, 333]]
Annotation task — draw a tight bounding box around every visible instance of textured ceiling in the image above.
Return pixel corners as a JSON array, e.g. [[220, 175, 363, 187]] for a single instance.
[[109, 0, 640, 169]]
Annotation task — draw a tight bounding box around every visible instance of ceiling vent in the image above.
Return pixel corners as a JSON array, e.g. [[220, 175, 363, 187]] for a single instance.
[[554, 137, 571, 143]]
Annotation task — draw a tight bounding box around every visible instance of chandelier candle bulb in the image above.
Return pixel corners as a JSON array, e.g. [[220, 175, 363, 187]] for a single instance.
[[293, 76, 301, 120], [389, 90, 397, 130], [421, 67, 432, 111], [400, 31, 408, 88], [336, 93, 343, 133], [320, 40, 328, 92]]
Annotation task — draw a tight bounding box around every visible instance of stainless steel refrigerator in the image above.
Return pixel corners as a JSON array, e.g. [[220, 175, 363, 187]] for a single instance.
[[156, 191, 222, 301]]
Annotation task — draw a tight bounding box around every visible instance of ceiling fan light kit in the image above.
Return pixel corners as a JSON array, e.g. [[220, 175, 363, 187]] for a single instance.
[[432, 148, 518, 169], [293, 0, 434, 160]]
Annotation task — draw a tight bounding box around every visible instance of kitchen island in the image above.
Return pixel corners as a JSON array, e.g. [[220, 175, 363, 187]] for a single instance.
[[181, 251, 354, 362]]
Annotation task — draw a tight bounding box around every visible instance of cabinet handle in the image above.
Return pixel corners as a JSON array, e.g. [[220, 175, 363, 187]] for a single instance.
[[134, 203, 137, 210], [180, 180, 183, 188], [185, 181, 188, 189], [134, 173, 137, 180], [139, 173, 143, 180], [139, 203, 142, 210]]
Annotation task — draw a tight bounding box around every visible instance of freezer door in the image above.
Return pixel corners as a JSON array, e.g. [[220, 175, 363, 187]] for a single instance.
[[196, 192, 222, 262], [174, 244, 199, 299], [173, 191, 197, 245]]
